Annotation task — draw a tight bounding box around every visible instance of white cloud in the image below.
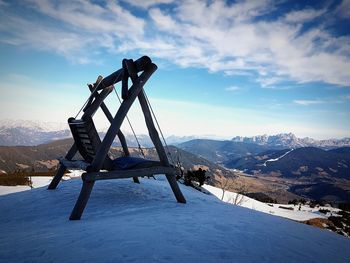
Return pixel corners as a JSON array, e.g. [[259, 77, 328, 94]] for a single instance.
[[257, 76, 283, 87], [129, 98, 349, 139], [293, 100, 324, 106], [284, 8, 326, 23], [335, 0, 350, 19], [0, 0, 147, 63], [123, 0, 174, 9], [225, 86, 241, 92], [1, 0, 350, 86], [149, 8, 177, 31], [142, 1, 350, 86]]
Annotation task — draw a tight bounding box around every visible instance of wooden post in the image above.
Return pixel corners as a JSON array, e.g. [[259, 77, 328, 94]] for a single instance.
[[138, 90, 186, 203], [82, 86, 113, 119], [87, 82, 131, 158], [93, 86, 139, 183], [48, 143, 77, 189], [125, 59, 185, 202], [69, 181, 95, 220], [122, 60, 129, 100]]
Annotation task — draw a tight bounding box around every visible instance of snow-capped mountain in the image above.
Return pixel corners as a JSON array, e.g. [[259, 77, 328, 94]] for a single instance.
[[0, 119, 71, 146], [0, 119, 200, 147], [231, 133, 350, 149], [0, 119, 68, 132]]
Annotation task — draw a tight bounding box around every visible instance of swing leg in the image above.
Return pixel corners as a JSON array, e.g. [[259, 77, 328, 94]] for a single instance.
[[48, 164, 66, 190], [166, 174, 186, 204], [70, 180, 95, 220]]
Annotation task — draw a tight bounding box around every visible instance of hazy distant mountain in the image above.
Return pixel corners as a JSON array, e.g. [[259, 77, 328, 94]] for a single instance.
[[177, 139, 274, 164], [231, 133, 350, 149], [0, 119, 201, 147], [0, 120, 71, 146], [0, 138, 73, 172], [226, 147, 350, 179], [225, 147, 350, 202], [0, 138, 234, 181]]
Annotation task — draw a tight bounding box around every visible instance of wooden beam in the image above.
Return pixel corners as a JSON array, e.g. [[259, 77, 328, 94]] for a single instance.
[[82, 166, 177, 182], [98, 102, 130, 156], [83, 75, 103, 112], [69, 181, 95, 220], [89, 80, 139, 183], [122, 59, 129, 100], [48, 143, 78, 189], [82, 86, 113, 119], [137, 91, 186, 204], [96, 56, 152, 90], [123, 60, 186, 203], [57, 158, 89, 170], [138, 90, 169, 165]]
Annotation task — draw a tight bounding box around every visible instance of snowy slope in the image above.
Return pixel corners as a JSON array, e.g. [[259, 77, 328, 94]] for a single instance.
[[262, 149, 294, 166], [203, 185, 334, 221], [0, 178, 349, 262], [0, 176, 54, 195]]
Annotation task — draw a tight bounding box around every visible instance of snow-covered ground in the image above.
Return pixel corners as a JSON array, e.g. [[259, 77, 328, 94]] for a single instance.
[[0, 177, 349, 262], [203, 184, 338, 221], [0, 176, 72, 196], [0, 177, 53, 195]]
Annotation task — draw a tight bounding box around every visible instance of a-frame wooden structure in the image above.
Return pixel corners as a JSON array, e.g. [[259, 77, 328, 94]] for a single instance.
[[48, 56, 186, 220]]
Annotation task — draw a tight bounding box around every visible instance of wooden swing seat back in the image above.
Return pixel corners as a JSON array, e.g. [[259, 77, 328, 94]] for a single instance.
[[68, 117, 113, 170]]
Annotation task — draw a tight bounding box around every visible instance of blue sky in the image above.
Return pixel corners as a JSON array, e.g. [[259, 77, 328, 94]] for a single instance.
[[0, 0, 349, 139]]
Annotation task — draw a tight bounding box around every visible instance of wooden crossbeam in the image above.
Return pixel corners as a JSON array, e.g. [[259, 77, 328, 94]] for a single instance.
[[82, 166, 177, 182]]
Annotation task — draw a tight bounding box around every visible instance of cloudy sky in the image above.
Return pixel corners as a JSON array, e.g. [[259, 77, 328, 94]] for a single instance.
[[0, 0, 349, 139]]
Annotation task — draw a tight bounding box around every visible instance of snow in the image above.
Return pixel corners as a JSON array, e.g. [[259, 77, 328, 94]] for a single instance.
[[203, 185, 334, 221], [0, 177, 54, 195], [0, 177, 349, 262], [262, 149, 294, 166]]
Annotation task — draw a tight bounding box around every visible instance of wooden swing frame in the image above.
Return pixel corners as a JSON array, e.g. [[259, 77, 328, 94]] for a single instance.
[[48, 56, 186, 220]]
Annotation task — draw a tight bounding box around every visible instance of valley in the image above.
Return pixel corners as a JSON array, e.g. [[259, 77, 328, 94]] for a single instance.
[[0, 130, 350, 204]]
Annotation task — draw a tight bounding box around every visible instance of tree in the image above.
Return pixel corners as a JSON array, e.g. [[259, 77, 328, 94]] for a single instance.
[[183, 168, 209, 188], [217, 176, 248, 205], [193, 168, 207, 186], [230, 182, 248, 205], [218, 176, 235, 201]]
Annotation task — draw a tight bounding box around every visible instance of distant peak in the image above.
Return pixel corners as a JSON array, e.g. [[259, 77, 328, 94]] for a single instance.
[[0, 119, 67, 132]]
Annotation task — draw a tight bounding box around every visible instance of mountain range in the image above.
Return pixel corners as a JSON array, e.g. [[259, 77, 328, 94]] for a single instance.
[[1, 120, 349, 149], [1, 136, 350, 202], [1, 120, 350, 203], [0, 119, 71, 146], [0, 138, 234, 181], [177, 139, 273, 164], [0, 120, 197, 147], [232, 133, 350, 149], [178, 140, 350, 202], [226, 147, 350, 179]]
